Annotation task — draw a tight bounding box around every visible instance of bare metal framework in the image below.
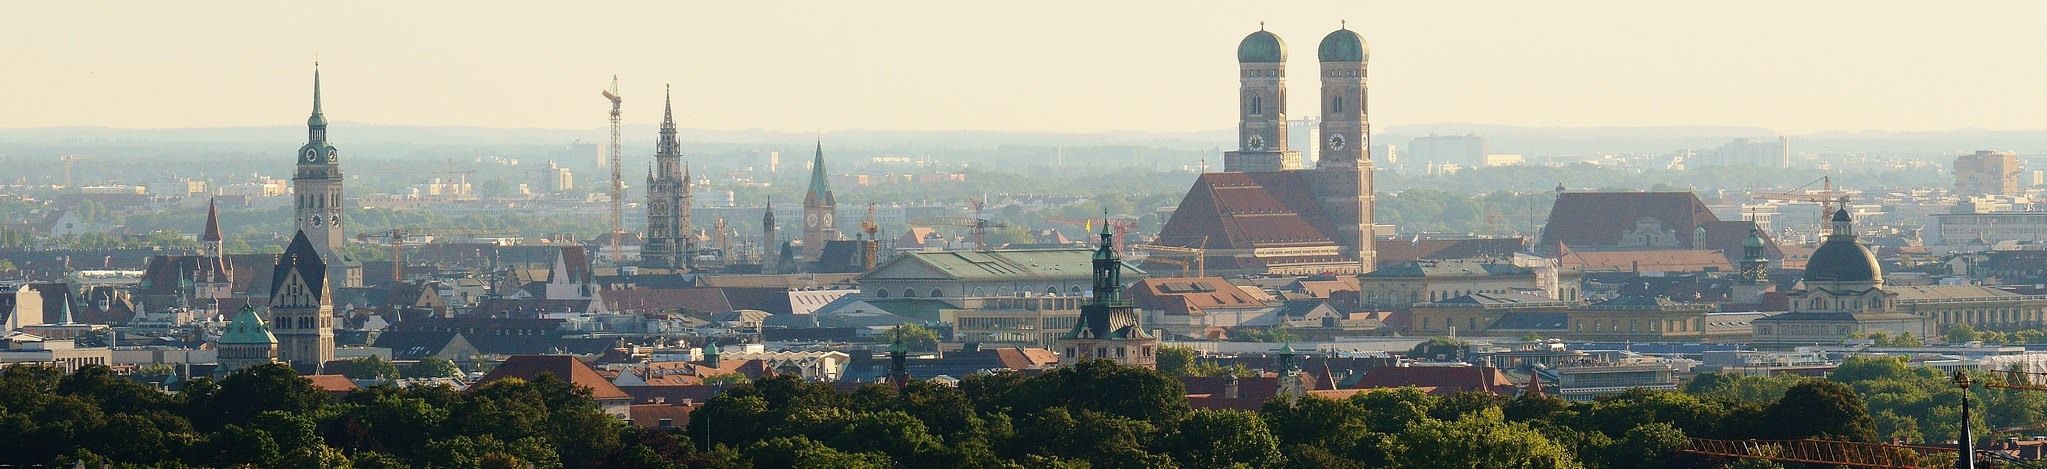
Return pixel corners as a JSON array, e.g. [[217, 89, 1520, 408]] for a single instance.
[[601, 76, 624, 263]]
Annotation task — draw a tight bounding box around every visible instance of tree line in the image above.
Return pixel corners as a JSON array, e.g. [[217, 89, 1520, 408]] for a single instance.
[[4, 355, 2034, 468]]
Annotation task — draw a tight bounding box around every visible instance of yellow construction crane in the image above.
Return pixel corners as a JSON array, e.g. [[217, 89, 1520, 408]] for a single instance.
[[60, 154, 93, 189], [1752, 175, 1854, 236], [601, 76, 625, 264], [1134, 237, 1207, 278], [355, 227, 516, 284], [861, 203, 880, 270]]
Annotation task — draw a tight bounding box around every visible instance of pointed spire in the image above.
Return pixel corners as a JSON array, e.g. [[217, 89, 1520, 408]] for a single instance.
[[57, 295, 74, 324], [806, 141, 833, 206], [307, 63, 327, 128], [661, 85, 675, 127], [201, 198, 223, 243]]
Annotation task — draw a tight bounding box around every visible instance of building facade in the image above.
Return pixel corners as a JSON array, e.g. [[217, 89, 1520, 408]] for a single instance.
[[1056, 228, 1158, 368], [215, 305, 279, 373], [269, 231, 336, 371], [643, 88, 694, 270], [1223, 28, 1301, 172], [1956, 150, 2022, 197]]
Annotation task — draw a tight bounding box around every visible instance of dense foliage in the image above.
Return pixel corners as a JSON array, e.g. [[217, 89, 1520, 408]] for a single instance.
[[4, 356, 2027, 468]]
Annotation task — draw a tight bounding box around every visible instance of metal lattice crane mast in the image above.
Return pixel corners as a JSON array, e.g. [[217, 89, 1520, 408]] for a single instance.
[[60, 154, 93, 189], [602, 76, 625, 263], [862, 203, 880, 271]]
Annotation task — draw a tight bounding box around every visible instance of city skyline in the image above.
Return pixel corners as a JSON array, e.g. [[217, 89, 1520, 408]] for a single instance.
[[4, 2, 2046, 134]]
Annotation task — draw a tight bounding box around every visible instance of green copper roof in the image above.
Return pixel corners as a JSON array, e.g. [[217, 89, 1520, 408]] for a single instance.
[[805, 142, 834, 206], [218, 306, 277, 345], [307, 66, 327, 127], [1318, 28, 1367, 62], [1238, 30, 1286, 63]]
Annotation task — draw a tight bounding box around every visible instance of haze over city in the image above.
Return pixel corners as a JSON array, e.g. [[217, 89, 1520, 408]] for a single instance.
[[10, 3, 2047, 468], [6, 1, 2047, 133]]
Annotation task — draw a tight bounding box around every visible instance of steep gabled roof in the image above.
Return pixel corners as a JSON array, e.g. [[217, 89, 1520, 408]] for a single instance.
[[201, 198, 224, 242], [1538, 191, 1717, 250], [270, 231, 327, 302], [475, 355, 630, 400], [1154, 171, 1340, 250]]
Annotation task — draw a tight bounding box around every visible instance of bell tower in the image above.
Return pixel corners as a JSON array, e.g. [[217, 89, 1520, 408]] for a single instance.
[[1313, 24, 1376, 271], [1223, 25, 1300, 172], [292, 64, 357, 288], [802, 143, 839, 259]]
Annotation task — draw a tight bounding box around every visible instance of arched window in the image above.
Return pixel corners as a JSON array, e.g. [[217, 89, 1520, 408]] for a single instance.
[[875, 289, 889, 298], [1070, 286, 1081, 295], [1332, 95, 1345, 114], [1047, 287, 1059, 295], [932, 288, 944, 298], [903, 288, 916, 298], [1250, 96, 1264, 116]]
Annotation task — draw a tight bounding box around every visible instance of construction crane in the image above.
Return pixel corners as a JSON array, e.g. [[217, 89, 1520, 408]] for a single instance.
[[1752, 175, 1854, 237], [355, 227, 516, 284], [597, 76, 622, 264], [1045, 217, 1137, 252], [59, 155, 93, 189], [1683, 370, 2034, 469], [861, 203, 880, 271], [911, 216, 1009, 250], [1133, 237, 1207, 278]]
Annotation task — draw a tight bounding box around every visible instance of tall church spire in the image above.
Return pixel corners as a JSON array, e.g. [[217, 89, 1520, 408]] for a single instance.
[[308, 64, 327, 128], [806, 141, 833, 206]]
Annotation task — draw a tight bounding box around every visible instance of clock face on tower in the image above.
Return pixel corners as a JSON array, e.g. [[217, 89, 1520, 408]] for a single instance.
[[304, 149, 318, 163], [1328, 134, 1347, 151], [1248, 135, 1265, 151], [806, 214, 818, 227]]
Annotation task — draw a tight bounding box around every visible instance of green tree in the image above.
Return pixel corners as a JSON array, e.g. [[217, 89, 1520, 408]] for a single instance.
[[881, 324, 941, 352], [744, 436, 891, 468], [200, 363, 332, 431], [402, 356, 463, 379], [1163, 409, 1284, 468], [1155, 346, 1196, 377], [1389, 407, 1581, 469], [1604, 422, 1689, 469], [1764, 380, 1878, 442], [346, 355, 400, 381]]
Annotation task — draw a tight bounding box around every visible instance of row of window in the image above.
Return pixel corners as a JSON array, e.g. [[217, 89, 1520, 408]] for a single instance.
[[1064, 345, 1154, 360], [872, 285, 1084, 299]]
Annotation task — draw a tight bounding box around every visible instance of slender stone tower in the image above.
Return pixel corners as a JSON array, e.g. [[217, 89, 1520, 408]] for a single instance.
[[643, 86, 694, 270], [1224, 25, 1301, 172], [292, 65, 357, 288], [1313, 25, 1377, 271], [802, 143, 838, 258]]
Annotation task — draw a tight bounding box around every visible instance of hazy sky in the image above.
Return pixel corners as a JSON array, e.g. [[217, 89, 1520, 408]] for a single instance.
[[4, 1, 2045, 134]]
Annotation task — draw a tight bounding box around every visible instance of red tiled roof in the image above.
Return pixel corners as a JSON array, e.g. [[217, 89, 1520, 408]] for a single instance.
[[475, 355, 630, 400], [1153, 171, 1351, 271], [994, 348, 1060, 370], [1538, 192, 1716, 250], [628, 403, 700, 428], [1373, 237, 1526, 270], [1557, 249, 1734, 273], [305, 374, 360, 394], [637, 359, 774, 386], [1350, 366, 1517, 396], [1129, 277, 1269, 315], [600, 288, 733, 314]]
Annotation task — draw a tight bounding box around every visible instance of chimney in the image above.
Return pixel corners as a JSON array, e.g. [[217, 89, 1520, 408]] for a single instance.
[[654, 396, 665, 404]]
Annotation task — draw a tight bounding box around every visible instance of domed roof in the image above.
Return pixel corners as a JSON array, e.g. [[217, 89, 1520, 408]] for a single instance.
[[1238, 30, 1286, 63], [1742, 228, 1766, 248], [1805, 211, 1880, 283], [1318, 28, 1368, 62]]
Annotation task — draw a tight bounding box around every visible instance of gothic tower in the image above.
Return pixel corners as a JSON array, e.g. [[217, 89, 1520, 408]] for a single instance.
[[269, 231, 335, 372], [1313, 25, 1377, 271], [1224, 26, 1301, 172], [292, 65, 358, 288], [802, 143, 839, 259], [761, 197, 778, 271], [643, 86, 694, 270]]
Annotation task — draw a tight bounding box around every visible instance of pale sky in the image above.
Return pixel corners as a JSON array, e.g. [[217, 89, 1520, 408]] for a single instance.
[[4, 1, 2045, 134]]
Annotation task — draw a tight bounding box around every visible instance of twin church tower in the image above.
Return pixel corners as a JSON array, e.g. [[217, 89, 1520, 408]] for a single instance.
[[1154, 25, 1376, 274]]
